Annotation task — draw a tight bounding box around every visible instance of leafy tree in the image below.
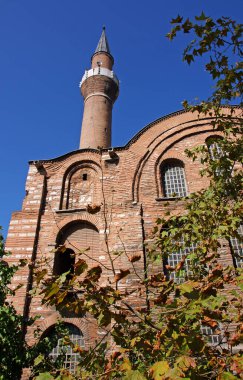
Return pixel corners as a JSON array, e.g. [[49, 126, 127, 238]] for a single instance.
[[33, 14, 243, 380], [0, 228, 28, 380], [0, 229, 69, 380]]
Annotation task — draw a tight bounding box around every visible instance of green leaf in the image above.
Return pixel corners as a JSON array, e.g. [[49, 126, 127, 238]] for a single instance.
[[123, 370, 147, 380], [195, 11, 207, 21], [74, 259, 88, 275], [34, 354, 44, 366], [34, 373, 54, 380], [171, 15, 183, 24], [56, 373, 74, 380], [85, 265, 102, 281], [45, 283, 59, 299], [219, 373, 239, 380]]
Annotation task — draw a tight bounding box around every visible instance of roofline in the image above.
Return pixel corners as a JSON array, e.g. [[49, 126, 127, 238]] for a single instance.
[[121, 104, 242, 150], [28, 105, 242, 164], [28, 148, 101, 164]]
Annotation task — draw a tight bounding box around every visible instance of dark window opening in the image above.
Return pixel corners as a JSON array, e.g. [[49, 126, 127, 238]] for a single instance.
[[82, 173, 87, 181], [53, 248, 75, 279]]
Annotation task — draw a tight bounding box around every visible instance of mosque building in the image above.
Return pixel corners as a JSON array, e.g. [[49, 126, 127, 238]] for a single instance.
[[5, 28, 241, 374]]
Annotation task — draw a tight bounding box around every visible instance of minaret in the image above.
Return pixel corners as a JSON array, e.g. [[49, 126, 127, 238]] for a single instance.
[[79, 27, 119, 149]]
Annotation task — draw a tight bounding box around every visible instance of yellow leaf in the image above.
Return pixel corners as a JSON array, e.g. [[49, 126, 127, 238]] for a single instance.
[[150, 361, 170, 380], [120, 358, 132, 372]]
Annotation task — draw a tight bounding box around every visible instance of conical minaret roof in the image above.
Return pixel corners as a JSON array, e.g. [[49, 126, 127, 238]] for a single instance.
[[94, 26, 111, 55]]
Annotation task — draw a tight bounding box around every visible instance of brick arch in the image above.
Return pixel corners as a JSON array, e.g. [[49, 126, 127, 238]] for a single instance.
[[205, 134, 223, 145], [133, 126, 216, 201], [123, 105, 237, 149], [56, 219, 99, 248], [154, 129, 215, 198], [53, 219, 101, 278], [60, 160, 102, 210], [50, 213, 102, 241], [36, 313, 96, 348]]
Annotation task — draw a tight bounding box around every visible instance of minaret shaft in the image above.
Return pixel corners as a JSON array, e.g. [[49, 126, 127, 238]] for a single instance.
[[79, 28, 119, 149], [80, 92, 113, 148]]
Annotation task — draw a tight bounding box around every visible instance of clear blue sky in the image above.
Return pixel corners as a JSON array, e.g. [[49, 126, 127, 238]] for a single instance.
[[0, 0, 242, 237]]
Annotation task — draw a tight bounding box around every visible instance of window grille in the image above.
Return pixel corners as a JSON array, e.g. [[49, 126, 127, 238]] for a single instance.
[[49, 324, 84, 374], [208, 138, 224, 176], [164, 238, 197, 283], [230, 225, 243, 268], [208, 141, 223, 161], [201, 324, 222, 345], [161, 162, 187, 198]]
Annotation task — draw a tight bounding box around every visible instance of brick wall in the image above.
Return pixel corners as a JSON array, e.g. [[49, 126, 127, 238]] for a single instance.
[[5, 108, 239, 351]]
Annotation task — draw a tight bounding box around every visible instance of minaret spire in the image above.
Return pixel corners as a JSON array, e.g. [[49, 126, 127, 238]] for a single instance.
[[94, 26, 111, 55], [79, 28, 119, 149]]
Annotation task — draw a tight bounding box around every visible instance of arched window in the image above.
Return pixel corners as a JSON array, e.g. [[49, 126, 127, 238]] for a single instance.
[[54, 221, 100, 273], [47, 324, 84, 374], [161, 160, 187, 198], [229, 225, 243, 268]]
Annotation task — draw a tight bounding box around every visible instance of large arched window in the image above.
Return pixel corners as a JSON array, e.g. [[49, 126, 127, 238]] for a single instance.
[[54, 221, 100, 274], [46, 323, 84, 374], [161, 160, 187, 198]]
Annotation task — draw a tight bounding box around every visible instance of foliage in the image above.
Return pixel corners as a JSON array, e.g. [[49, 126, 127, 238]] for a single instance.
[[33, 14, 243, 380], [0, 229, 70, 380], [0, 228, 27, 380]]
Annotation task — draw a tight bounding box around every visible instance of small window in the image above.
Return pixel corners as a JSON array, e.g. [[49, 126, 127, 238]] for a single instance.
[[82, 173, 88, 181], [163, 237, 196, 283], [230, 225, 243, 268], [206, 136, 224, 176], [207, 138, 223, 161], [201, 324, 222, 345], [161, 160, 187, 198]]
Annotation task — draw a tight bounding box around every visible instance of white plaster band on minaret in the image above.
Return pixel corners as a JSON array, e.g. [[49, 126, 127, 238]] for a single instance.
[[80, 67, 119, 87], [84, 92, 113, 104]]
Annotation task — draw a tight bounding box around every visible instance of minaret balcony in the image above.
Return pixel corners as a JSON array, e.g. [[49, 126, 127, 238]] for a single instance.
[[80, 67, 119, 87]]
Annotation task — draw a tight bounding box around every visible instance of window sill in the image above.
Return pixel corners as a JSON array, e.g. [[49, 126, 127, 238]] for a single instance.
[[55, 207, 87, 214], [156, 196, 187, 201]]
